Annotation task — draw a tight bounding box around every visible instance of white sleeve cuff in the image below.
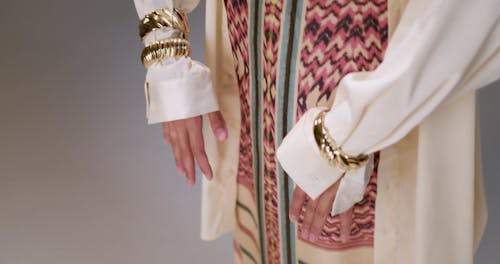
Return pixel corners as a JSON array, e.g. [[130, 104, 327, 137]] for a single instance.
[[276, 107, 344, 200], [277, 106, 373, 216], [145, 57, 219, 124]]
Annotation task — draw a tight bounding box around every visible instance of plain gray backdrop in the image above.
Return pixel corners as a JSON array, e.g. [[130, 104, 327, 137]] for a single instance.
[[0, 1, 498, 263]]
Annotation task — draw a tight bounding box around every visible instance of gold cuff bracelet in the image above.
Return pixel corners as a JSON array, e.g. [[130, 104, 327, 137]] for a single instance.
[[313, 110, 369, 171], [141, 38, 192, 68], [139, 8, 190, 41]]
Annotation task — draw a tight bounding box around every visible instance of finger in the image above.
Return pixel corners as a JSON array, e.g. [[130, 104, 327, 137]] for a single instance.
[[175, 125, 196, 187], [207, 111, 228, 141], [301, 197, 317, 240], [162, 122, 171, 145], [308, 181, 341, 242], [290, 186, 307, 223], [187, 118, 213, 181], [308, 201, 332, 242], [339, 208, 354, 243], [169, 130, 185, 176]]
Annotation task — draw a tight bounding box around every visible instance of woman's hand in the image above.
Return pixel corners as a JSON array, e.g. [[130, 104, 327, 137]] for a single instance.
[[290, 182, 354, 243], [162, 110, 227, 187]]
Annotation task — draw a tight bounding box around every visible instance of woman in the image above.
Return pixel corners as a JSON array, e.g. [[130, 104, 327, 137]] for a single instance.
[[133, 0, 500, 263]]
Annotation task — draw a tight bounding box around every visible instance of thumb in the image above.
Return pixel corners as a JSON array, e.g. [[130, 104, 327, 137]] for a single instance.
[[207, 111, 228, 141]]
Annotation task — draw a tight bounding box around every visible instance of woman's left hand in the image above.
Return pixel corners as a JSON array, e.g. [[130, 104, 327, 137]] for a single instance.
[[289, 182, 342, 242]]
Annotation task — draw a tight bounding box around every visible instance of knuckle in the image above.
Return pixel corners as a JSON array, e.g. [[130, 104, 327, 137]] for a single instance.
[[185, 121, 196, 129], [169, 132, 178, 140], [183, 155, 193, 164], [192, 145, 205, 156], [187, 117, 201, 126], [183, 160, 194, 170], [196, 140, 205, 149], [314, 209, 326, 218], [307, 201, 317, 211], [184, 163, 194, 172]]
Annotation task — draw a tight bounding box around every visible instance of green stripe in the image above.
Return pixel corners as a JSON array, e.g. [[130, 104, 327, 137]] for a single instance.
[[276, 0, 300, 263], [250, 0, 266, 263], [236, 200, 259, 228], [279, 0, 304, 263], [285, 1, 305, 263], [240, 245, 259, 264]]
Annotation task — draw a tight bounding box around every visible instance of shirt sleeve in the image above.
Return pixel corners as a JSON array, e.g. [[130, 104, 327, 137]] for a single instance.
[[277, 0, 500, 215], [133, 0, 220, 124]]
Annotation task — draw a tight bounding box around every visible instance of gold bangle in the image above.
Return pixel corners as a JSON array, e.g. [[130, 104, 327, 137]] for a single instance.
[[141, 38, 192, 68], [313, 110, 369, 170], [139, 8, 190, 41]]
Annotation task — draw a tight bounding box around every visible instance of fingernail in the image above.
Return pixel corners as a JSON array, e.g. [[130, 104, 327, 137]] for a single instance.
[[216, 129, 227, 141], [206, 170, 213, 180], [289, 214, 297, 222], [187, 179, 195, 187], [308, 234, 317, 242]]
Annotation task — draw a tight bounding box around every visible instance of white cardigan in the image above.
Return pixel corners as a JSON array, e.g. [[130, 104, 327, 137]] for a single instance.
[[133, 0, 500, 263]]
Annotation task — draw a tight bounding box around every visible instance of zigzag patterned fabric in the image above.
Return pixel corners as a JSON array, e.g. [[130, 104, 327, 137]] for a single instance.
[[224, 0, 388, 263]]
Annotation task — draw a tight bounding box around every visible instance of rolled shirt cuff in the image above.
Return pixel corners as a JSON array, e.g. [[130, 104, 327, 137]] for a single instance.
[[277, 107, 344, 200], [277, 106, 372, 216], [145, 57, 219, 124]]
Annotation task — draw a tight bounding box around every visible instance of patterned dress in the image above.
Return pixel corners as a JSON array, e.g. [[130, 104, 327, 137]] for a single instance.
[[224, 0, 388, 263]]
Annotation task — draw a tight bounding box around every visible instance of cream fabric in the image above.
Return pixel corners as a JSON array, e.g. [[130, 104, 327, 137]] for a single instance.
[[133, 0, 499, 263], [134, 0, 219, 123], [200, 0, 241, 240]]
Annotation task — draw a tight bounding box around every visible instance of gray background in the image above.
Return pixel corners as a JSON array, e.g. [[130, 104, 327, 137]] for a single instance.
[[0, 1, 497, 263]]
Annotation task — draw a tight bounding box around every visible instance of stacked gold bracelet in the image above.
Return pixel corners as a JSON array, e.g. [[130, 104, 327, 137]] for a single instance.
[[139, 8, 190, 41], [141, 38, 192, 68], [138, 8, 191, 68], [313, 110, 369, 171]]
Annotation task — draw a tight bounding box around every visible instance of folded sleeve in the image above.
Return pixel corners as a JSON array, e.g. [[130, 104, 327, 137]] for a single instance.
[[277, 0, 500, 215], [134, 0, 220, 124]]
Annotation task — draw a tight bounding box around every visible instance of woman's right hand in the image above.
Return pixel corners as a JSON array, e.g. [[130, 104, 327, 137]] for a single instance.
[[162, 110, 228, 187]]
